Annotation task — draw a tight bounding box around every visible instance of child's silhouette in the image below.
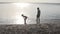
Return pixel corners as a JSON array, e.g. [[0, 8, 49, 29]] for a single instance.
[[21, 14, 28, 25]]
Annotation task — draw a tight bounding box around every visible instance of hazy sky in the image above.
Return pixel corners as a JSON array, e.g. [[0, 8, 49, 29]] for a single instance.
[[0, 3, 60, 24], [0, 0, 60, 3]]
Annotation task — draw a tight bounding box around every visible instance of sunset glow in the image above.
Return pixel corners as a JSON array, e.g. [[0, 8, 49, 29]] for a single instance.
[[13, 3, 30, 9]]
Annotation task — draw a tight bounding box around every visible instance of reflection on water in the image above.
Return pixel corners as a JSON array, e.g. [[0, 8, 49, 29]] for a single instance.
[[15, 12, 24, 24], [0, 18, 60, 24]]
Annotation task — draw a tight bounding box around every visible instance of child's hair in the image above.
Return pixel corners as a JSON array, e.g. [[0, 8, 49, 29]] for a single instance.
[[21, 14, 24, 16]]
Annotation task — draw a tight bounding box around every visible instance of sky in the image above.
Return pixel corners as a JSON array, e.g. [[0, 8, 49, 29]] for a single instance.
[[0, 3, 60, 24], [0, 0, 60, 3]]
